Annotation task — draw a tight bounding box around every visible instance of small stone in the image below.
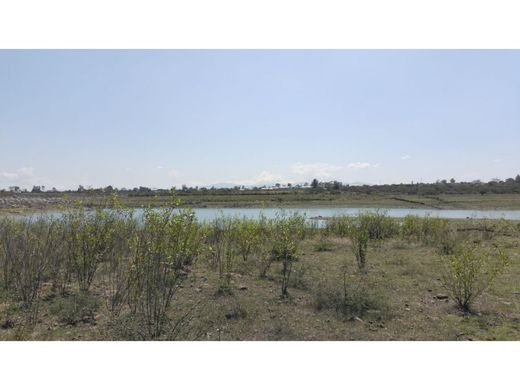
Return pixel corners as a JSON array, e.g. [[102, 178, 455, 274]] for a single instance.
[[435, 294, 449, 300], [238, 285, 248, 290]]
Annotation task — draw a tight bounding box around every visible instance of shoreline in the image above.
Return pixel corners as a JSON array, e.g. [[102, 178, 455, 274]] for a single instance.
[[2, 193, 520, 215]]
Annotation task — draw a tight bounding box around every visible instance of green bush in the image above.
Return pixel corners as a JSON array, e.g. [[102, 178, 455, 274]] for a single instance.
[[441, 241, 509, 312], [127, 203, 202, 339], [206, 217, 238, 295], [358, 211, 398, 241], [270, 212, 303, 298], [0, 217, 63, 312], [64, 208, 116, 292], [103, 209, 137, 315], [350, 226, 369, 272], [234, 218, 261, 263], [400, 214, 450, 246], [325, 215, 355, 237]]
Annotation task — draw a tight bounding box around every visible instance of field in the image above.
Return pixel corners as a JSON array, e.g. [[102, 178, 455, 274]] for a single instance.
[[2, 191, 520, 214], [1, 201, 519, 341]]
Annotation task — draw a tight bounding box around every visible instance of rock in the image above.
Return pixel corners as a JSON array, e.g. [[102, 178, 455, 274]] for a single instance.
[[238, 285, 248, 290], [435, 294, 449, 300], [195, 288, 202, 292]]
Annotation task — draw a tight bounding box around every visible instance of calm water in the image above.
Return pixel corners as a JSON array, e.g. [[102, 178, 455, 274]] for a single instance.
[[187, 207, 520, 221], [19, 207, 520, 221]]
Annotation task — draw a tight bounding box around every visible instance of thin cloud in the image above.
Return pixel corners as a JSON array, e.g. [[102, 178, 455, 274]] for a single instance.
[[0, 167, 53, 188], [347, 162, 378, 170], [1, 166, 35, 182], [400, 155, 412, 160], [291, 162, 343, 178], [235, 170, 283, 186]]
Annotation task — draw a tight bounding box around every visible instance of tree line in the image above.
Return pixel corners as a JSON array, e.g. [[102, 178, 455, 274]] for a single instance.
[[2, 175, 520, 196]]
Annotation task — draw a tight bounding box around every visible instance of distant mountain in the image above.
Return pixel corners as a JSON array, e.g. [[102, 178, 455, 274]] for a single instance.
[[207, 182, 243, 189]]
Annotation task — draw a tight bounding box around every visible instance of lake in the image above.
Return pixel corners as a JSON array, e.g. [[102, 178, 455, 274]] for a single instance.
[[187, 207, 520, 221], [20, 207, 520, 221]]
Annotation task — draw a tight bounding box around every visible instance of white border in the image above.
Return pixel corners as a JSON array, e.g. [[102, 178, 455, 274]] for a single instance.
[[0, 0, 520, 48], [0, 341, 519, 389], [1, 1, 519, 389]]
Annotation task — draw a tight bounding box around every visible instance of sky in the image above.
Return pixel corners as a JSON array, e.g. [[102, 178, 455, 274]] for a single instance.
[[1, 50, 520, 190]]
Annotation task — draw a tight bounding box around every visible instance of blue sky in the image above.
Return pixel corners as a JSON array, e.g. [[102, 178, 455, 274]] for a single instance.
[[1, 50, 519, 190]]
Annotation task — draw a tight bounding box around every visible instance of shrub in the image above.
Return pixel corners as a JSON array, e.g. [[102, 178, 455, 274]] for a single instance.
[[127, 204, 201, 339], [421, 216, 450, 245], [206, 217, 238, 295], [400, 214, 450, 246], [350, 226, 369, 272], [325, 215, 355, 237], [436, 230, 460, 256], [495, 219, 517, 237], [65, 208, 116, 292], [257, 243, 275, 279], [400, 215, 422, 242], [441, 241, 509, 312], [0, 217, 15, 291], [103, 209, 137, 315], [0, 217, 62, 314], [270, 212, 303, 298], [235, 218, 261, 263], [358, 211, 398, 241]]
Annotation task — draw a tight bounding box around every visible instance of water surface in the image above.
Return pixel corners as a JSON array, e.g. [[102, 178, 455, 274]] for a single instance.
[[20, 207, 520, 221]]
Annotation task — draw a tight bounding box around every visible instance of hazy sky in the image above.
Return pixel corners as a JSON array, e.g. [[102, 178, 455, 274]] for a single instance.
[[1, 50, 519, 190]]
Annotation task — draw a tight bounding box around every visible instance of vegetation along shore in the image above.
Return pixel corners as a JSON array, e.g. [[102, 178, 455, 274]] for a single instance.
[[1, 195, 519, 340], [2, 175, 520, 213]]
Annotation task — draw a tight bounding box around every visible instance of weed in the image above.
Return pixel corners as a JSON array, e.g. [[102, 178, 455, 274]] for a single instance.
[[50, 292, 100, 325]]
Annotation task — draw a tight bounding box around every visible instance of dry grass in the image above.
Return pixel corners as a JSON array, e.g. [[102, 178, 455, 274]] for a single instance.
[[1, 217, 519, 341]]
